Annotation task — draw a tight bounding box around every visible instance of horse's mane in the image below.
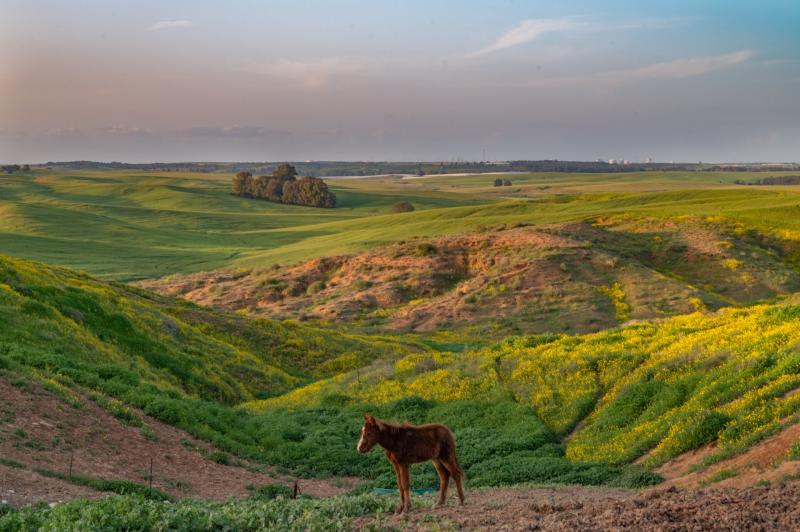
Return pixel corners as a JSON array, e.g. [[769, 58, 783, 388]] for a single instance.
[[377, 419, 414, 435]]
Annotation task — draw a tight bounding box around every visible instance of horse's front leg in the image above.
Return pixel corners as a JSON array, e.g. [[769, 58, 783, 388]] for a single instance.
[[390, 460, 405, 514], [399, 464, 412, 514]]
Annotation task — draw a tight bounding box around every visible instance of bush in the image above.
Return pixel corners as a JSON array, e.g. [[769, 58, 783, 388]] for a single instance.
[[390, 201, 415, 213], [248, 484, 295, 500], [306, 281, 326, 295], [210, 451, 231, 465], [415, 243, 438, 257]]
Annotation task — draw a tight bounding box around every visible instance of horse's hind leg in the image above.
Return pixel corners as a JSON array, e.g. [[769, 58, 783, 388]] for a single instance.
[[432, 459, 450, 508], [442, 458, 465, 505]]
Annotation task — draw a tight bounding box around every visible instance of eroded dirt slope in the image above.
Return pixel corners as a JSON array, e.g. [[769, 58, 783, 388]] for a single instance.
[[141, 217, 800, 336]]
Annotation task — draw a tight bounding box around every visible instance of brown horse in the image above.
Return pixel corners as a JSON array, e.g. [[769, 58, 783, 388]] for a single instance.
[[356, 413, 465, 514]]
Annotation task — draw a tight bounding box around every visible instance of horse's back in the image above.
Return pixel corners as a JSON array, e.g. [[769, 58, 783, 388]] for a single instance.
[[415, 423, 455, 441]]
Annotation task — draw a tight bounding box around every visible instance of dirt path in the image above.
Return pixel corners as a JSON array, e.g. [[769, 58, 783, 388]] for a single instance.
[[357, 482, 800, 531]]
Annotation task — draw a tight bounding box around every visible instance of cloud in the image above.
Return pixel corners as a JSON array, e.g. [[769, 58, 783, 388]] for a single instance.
[[149, 20, 192, 31], [628, 50, 755, 79], [465, 18, 583, 58], [519, 50, 755, 88]]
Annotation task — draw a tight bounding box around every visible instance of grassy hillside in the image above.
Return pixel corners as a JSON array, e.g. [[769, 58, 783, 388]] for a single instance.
[[233, 187, 800, 271], [0, 254, 657, 491], [0, 253, 428, 464], [0, 170, 482, 280], [4, 250, 800, 503], [3, 169, 800, 519], [249, 297, 800, 480], [2, 169, 800, 281]]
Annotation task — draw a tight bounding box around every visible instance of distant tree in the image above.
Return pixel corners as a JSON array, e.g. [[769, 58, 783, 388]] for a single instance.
[[272, 163, 298, 181], [2, 164, 20, 174], [503, 179, 512, 186], [22, 164, 30, 172], [390, 201, 415, 213], [253, 175, 271, 198], [283, 176, 336, 208], [493, 178, 503, 187], [234, 166, 335, 208], [232, 171, 253, 196], [265, 177, 285, 201]]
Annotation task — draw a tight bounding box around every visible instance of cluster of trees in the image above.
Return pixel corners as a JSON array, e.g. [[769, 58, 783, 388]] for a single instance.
[[232, 164, 336, 208], [2, 164, 29, 174], [735, 175, 800, 186], [493, 178, 512, 187]]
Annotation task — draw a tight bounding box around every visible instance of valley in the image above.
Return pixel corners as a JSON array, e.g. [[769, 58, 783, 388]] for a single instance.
[[2, 167, 800, 530]]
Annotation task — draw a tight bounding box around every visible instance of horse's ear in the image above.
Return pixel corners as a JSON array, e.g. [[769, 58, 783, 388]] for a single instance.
[[363, 412, 374, 424]]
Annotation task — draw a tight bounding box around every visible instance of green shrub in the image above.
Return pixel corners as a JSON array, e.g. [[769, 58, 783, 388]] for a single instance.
[[390, 201, 415, 213], [210, 451, 231, 465], [306, 281, 326, 295], [0, 493, 394, 531], [248, 483, 295, 500], [788, 441, 800, 460]]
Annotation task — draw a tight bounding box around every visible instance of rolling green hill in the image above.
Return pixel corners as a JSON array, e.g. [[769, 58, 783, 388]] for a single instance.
[[0, 170, 483, 280], [2, 169, 800, 281], [0, 253, 420, 407], [4, 251, 800, 496], [248, 296, 800, 482], [4, 169, 800, 529]]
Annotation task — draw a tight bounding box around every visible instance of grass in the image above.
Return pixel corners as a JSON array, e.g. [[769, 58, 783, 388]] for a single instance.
[[32, 467, 172, 501], [0, 492, 395, 531], [2, 169, 800, 280], [0, 170, 481, 280], [0, 254, 428, 466], [3, 169, 800, 504], [3, 251, 800, 492], [251, 297, 800, 472], [700, 468, 739, 486]]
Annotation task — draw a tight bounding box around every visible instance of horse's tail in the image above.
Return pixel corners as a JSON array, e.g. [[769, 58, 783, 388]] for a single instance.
[[446, 427, 465, 480]]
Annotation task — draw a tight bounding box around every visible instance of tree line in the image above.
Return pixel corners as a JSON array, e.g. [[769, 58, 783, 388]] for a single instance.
[[734, 175, 800, 186], [2, 164, 30, 174], [232, 164, 336, 208]]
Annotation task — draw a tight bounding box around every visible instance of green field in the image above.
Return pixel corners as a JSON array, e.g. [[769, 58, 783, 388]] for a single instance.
[[3, 167, 800, 527], [2, 169, 800, 280]]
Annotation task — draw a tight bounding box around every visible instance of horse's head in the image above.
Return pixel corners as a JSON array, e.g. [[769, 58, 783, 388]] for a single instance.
[[357, 413, 379, 453]]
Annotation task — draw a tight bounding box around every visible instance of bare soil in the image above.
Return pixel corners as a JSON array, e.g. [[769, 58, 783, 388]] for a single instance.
[[139, 218, 800, 336], [357, 482, 800, 531], [655, 421, 800, 489], [0, 379, 358, 506]]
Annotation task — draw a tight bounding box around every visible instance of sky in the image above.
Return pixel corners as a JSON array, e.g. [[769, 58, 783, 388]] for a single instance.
[[1, 0, 798, 163]]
